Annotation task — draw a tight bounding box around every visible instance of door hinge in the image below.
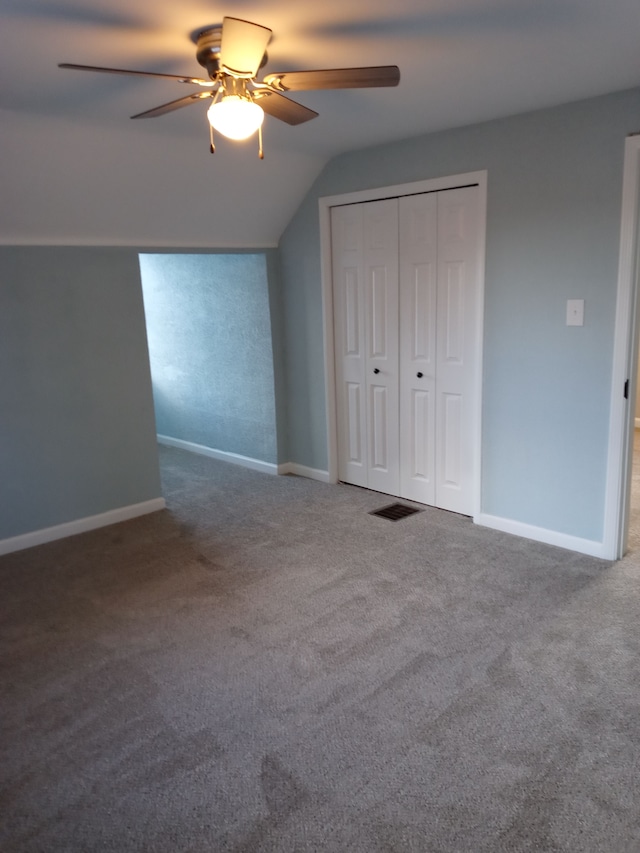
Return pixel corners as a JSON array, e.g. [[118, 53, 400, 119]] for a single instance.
[[624, 379, 629, 399]]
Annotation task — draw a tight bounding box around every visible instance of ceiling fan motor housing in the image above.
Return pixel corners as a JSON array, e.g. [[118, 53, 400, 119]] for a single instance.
[[195, 28, 223, 79], [195, 27, 269, 80]]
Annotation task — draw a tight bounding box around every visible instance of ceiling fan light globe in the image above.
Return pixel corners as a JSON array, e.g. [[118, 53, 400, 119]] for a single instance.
[[207, 95, 264, 140]]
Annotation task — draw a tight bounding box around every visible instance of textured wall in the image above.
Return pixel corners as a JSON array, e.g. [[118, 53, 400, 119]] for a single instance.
[[139, 253, 278, 464], [0, 247, 162, 540]]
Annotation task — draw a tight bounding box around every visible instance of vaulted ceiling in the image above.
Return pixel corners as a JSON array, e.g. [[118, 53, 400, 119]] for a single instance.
[[2, 0, 639, 246]]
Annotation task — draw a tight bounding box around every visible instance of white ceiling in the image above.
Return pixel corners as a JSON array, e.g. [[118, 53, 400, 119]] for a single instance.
[[2, 0, 640, 246]]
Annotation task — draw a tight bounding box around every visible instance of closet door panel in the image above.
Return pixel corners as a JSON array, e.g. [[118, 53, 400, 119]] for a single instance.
[[399, 193, 437, 504], [364, 200, 400, 495], [332, 204, 368, 487], [435, 186, 480, 515]]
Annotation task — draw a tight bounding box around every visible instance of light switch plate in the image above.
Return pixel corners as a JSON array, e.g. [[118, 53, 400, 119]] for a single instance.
[[566, 299, 584, 326]]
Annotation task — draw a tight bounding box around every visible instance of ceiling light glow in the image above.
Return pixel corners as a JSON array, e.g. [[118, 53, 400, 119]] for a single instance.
[[207, 95, 264, 140]]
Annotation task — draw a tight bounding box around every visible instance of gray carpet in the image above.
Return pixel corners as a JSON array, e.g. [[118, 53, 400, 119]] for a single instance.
[[2, 445, 640, 852]]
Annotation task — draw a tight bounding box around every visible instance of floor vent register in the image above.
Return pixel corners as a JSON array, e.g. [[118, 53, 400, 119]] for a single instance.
[[369, 503, 422, 522]]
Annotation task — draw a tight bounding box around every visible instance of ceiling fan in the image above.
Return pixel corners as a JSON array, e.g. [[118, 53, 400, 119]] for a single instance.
[[59, 16, 401, 158]]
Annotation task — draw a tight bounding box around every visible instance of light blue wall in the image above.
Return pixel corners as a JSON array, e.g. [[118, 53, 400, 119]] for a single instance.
[[278, 88, 640, 542], [0, 247, 162, 540], [3, 88, 638, 547], [139, 252, 278, 464]]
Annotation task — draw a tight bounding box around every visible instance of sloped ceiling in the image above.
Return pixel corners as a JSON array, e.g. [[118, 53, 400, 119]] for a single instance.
[[1, 0, 639, 246]]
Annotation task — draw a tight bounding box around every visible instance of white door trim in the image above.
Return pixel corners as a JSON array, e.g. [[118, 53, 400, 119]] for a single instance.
[[319, 170, 487, 518], [604, 135, 640, 560]]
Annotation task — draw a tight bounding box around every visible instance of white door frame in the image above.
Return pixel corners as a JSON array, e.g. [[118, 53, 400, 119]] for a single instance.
[[604, 135, 640, 560], [319, 170, 488, 517]]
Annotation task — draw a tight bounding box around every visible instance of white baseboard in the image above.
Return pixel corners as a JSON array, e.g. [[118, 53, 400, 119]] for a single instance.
[[157, 435, 279, 475], [278, 462, 331, 483], [158, 435, 331, 483], [475, 513, 608, 559], [0, 497, 166, 557]]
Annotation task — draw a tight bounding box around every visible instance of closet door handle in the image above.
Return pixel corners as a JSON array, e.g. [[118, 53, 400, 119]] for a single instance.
[[373, 368, 380, 374], [416, 372, 423, 378]]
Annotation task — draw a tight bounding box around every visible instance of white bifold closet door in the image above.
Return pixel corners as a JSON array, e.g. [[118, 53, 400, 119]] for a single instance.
[[331, 198, 400, 496], [331, 185, 480, 515]]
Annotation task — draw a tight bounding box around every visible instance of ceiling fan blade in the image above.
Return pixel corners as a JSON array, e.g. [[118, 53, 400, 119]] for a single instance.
[[253, 90, 318, 126], [131, 91, 214, 119], [58, 63, 212, 86], [220, 17, 272, 78], [263, 66, 400, 92]]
